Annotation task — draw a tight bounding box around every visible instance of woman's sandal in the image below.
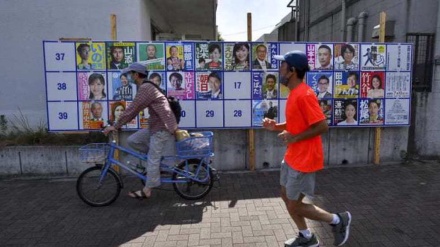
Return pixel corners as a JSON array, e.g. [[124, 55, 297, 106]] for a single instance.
[[128, 190, 149, 200]]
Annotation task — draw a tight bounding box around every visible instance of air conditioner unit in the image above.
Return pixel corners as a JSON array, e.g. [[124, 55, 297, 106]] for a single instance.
[[371, 20, 395, 39]]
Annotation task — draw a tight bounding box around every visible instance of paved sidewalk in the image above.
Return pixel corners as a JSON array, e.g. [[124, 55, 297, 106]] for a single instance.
[[1, 161, 440, 247]]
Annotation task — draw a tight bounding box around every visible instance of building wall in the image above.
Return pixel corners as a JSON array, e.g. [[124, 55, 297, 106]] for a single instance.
[[289, 0, 440, 163], [299, 0, 438, 42], [0, 0, 152, 127]]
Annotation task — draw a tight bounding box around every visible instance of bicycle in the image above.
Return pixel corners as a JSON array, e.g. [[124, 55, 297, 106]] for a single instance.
[[76, 130, 219, 207]]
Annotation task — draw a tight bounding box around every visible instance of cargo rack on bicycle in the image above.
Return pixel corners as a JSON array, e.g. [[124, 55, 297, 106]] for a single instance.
[[79, 143, 109, 163], [175, 131, 214, 158]]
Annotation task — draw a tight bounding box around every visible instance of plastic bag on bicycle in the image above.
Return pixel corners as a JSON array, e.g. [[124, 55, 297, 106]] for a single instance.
[[175, 131, 213, 157]]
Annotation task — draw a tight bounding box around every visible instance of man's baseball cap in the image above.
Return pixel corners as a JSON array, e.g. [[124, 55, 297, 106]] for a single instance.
[[121, 63, 148, 76], [273, 50, 309, 71]]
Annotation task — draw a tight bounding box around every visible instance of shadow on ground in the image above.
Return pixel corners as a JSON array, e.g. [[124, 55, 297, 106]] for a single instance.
[[1, 162, 440, 246]]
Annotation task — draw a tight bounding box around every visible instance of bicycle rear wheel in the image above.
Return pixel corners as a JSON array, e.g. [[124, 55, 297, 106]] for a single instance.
[[76, 166, 122, 207], [172, 159, 214, 200]]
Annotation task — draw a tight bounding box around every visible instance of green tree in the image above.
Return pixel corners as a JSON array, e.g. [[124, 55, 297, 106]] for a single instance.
[[217, 32, 224, 41]]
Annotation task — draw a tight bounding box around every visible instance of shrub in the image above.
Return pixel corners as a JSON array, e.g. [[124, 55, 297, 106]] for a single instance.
[[0, 110, 107, 147]]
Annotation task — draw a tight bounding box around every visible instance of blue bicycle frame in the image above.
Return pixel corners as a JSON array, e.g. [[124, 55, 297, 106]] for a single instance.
[[98, 140, 213, 185]]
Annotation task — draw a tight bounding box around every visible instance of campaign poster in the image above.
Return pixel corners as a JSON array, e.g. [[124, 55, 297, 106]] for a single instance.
[[224, 42, 250, 71], [77, 72, 107, 100], [360, 72, 385, 98], [137, 43, 165, 70], [75, 42, 106, 70], [252, 43, 273, 70], [269, 43, 279, 70], [319, 99, 333, 125], [360, 44, 386, 70], [183, 43, 194, 70], [167, 71, 194, 100], [334, 71, 360, 99], [280, 83, 289, 99], [147, 71, 166, 91], [139, 107, 149, 129], [387, 44, 412, 71], [106, 42, 136, 70], [252, 99, 277, 126], [359, 98, 384, 125], [385, 72, 411, 98], [306, 72, 333, 99], [108, 101, 136, 128], [333, 43, 360, 71], [311, 43, 334, 70], [334, 99, 358, 126], [262, 72, 279, 100], [165, 43, 185, 71], [109, 72, 136, 101], [306, 44, 317, 70], [195, 43, 223, 70], [124, 101, 138, 128], [385, 99, 410, 125], [252, 72, 264, 100], [80, 101, 107, 130], [196, 71, 223, 99]]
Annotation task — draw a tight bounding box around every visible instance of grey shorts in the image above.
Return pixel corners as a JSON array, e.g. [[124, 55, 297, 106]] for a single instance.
[[280, 160, 316, 203]]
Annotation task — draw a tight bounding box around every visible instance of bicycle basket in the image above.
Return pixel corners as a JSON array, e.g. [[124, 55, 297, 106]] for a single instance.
[[176, 131, 213, 158], [79, 143, 109, 163]]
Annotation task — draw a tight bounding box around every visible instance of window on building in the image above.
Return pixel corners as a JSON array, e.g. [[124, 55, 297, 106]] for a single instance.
[[406, 33, 435, 91]]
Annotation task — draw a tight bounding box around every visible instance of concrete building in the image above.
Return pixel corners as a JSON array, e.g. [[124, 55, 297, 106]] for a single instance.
[[269, 0, 439, 160], [0, 0, 217, 128]]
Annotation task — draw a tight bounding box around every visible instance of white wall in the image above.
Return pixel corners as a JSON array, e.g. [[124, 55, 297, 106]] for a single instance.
[[0, 0, 152, 128]]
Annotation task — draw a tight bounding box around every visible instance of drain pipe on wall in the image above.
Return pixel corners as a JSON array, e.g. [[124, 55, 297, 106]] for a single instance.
[[341, 0, 347, 40], [434, 0, 440, 85], [346, 17, 357, 42], [358, 12, 369, 41]]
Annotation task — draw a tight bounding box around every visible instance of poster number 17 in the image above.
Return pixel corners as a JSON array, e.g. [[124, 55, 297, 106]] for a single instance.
[[234, 81, 241, 89]]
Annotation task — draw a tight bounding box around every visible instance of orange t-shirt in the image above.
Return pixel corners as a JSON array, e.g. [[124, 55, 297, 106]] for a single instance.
[[284, 83, 326, 172]]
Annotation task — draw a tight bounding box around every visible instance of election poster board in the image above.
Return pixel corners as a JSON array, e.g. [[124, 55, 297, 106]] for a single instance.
[[43, 41, 412, 131]]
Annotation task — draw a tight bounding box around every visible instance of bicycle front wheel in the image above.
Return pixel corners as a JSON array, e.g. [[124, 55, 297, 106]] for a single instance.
[[76, 166, 122, 207], [172, 159, 214, 200]]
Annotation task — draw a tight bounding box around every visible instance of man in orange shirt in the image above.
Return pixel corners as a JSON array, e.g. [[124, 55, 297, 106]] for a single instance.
[[263, 50, 351, 247]]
